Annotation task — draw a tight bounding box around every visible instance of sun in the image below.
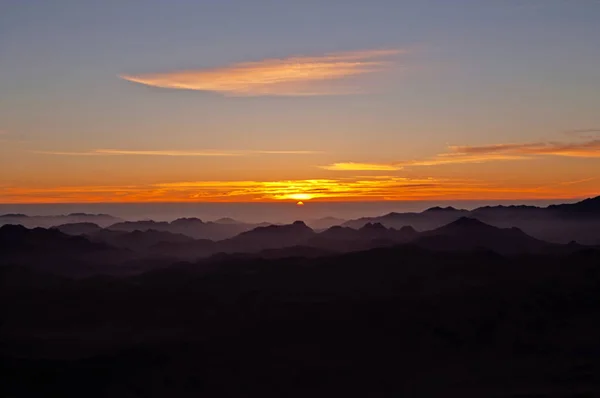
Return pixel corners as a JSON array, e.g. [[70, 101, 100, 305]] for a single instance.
[[296, 201, 305, 206]]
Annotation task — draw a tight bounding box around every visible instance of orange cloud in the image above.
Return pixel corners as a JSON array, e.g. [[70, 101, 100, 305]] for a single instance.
[[1, 176, 594, 204], [120, 49, 403, 96], [450, 140, 600, 157], [321, 162, 403, 171], [320, 138, 600, 171]]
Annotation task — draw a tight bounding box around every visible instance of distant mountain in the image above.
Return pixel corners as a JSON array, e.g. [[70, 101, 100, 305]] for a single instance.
[[89, 228, 194, 251], [413, 217, 558, 254], [107, 217, 265, 240], [0, 213, 122, 228], [214, 217, 241, 224], [548, 195, 600, 214], [0, 224, 131, 276], [307, 216, 346, 230], [343, 209, 463, 232], [0, 224, 108, 253], [309, 222, 417, 252], [423, 206, 468, 214], [108, 220, 170, 232], [52, 222, 102, 235], [342, 195, 600, 244], [223, 221, 316, 253]]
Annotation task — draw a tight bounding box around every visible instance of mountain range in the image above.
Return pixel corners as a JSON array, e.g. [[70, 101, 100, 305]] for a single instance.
[[1, 214, 592, 277], [342, 195, 600, 244]]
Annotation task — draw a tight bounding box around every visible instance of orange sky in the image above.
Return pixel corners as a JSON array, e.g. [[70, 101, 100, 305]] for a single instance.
[[2, 2, 600, 204]]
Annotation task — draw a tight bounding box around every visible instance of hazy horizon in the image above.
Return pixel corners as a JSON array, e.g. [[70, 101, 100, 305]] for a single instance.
[[0, 198, 581, 223]]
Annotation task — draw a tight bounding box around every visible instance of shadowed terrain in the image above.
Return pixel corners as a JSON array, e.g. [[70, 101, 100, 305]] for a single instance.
[[2, 196, 600, 396]]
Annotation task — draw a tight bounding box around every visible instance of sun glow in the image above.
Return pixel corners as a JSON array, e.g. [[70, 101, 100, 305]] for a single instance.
[[285, 193, 314, 201], [2, 175, 596, 204]]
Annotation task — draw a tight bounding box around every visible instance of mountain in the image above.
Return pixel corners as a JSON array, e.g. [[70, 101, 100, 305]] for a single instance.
[[108, 220, 170, 232], [0, 224, 131, 276], [149, 238, 217, 260], [107, 217, 264, 240], [413, 217, 556, 254], [223, 221, 316, 253], [214, 217, 241, 224], [52, 222, 102, 235], [88, 228, 195, 251], [307, 216, 346, 230], [342, 195, 600, 244], [548, 195, 600, 214], [343, 209, 464, 232], [0, 213, 122, 228], [308, 223, 418, 252]]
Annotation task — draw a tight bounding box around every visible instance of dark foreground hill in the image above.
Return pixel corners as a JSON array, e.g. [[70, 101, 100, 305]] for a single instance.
[[2, 247, 600, 397]]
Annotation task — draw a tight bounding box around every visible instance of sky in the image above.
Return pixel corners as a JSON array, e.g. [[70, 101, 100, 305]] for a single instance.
[[1, 0, 600, 204]]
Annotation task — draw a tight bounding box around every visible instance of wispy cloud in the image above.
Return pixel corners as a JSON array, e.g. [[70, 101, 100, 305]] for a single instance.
[[320, 138, 600, 171], [320, 162, 403, 171], [564, 128, 600, 139], [449, 140, 600, 158], [34, 149, 321, 157], [120, 49, 403, 96], [3, 175, 571, 204]]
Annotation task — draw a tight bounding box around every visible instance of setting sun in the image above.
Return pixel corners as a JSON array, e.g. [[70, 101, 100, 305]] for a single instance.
[[296, 201, 305, 206], [286, 193, 314, 201]]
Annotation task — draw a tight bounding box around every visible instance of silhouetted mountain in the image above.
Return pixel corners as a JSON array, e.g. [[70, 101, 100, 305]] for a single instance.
[[223, 220, 316, 252], [149, 238, 217, 260], [342, 195, 600, 244], [423, 205, 467, 213], [89, 228, 195, 251], [414, 217, 556, 254], [307, 216, 346, 230], [0, 224, 132, 276], [108, 217, 265, 240], [306, 223, 418, 253], [343, 210, 461, 231], [214, 217, 240, 224], [108, 219, 170, 232], [0, 213, 122, 228], [53, 222, 102, 235], [548, 195, 600, 214], [0, 224, 108, 253]]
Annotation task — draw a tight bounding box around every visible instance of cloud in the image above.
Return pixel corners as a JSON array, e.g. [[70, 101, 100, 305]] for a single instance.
[[120, 49, 403, 96], [449, 140, 600, 158], [33, 149, 321, 157], [564, 128, 600, 139], [3, 174, 594, 204], [320, 138, 600, 171], [320, 162, 403, 171]]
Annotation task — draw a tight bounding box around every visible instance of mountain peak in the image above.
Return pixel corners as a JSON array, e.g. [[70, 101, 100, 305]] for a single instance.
[[399, 225, 417, 234], [448, 217, 488, 228], [171, 217, 204, 225], [360, 222, 387, 231], [215, 217, 238, 224], [424, 206, 459, 212], [548, 195, 600, 213]]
